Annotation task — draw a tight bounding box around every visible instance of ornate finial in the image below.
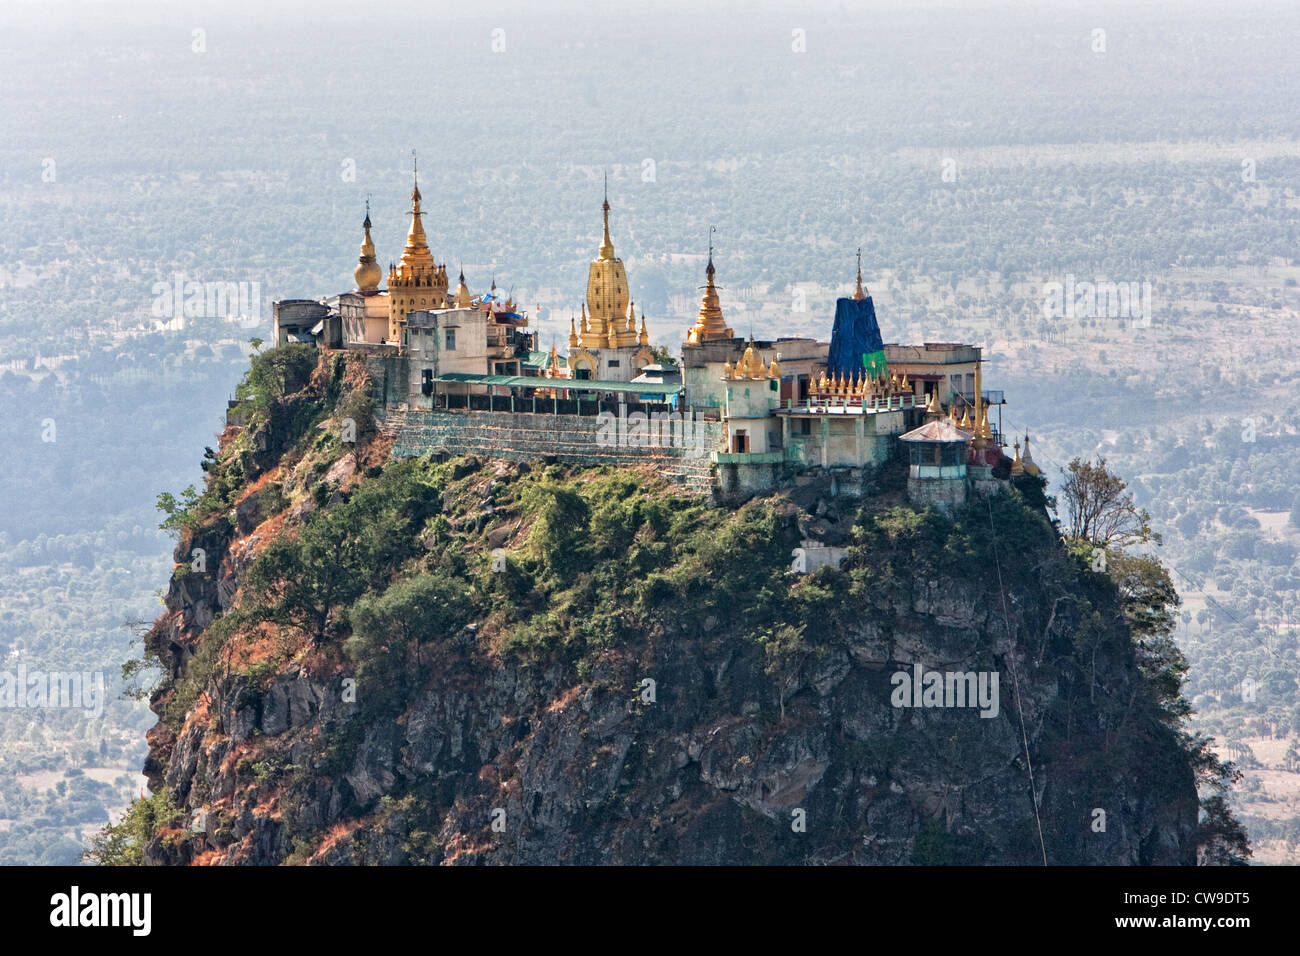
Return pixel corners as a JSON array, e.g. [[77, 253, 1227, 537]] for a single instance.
[[599, 180, 614, 258], [853, 247, 867, 300], [411, 149, 421, 203], [364, 193, 372, 228]]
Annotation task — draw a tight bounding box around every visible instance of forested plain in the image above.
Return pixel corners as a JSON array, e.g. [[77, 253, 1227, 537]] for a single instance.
[[1, 0, 1297, 862]]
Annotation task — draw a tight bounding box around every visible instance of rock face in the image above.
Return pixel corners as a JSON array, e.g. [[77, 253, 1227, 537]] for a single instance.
[[144, 499, 1198, 866]]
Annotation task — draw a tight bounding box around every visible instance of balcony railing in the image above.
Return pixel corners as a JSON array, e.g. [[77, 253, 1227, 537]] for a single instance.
[[779, 394, 918, 413]]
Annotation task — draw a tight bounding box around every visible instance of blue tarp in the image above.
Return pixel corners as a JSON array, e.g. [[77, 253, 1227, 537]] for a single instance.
[[826, 296, 887, 379]]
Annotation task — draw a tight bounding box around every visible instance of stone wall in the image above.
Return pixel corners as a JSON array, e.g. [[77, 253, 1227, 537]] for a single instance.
[[715, 459, 784, 502], [907, 474, 968, 513], [363, 354, 410, 409], [386, 408, 723, 495]]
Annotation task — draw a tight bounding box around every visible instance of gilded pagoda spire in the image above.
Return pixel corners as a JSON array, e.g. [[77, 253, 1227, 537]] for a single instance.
[[1021, 433, 1040, 477], [971, 355, 987, 449], [1010, 440, 1025, 476], [599, 178, 615, 259], [686, 228, 735, 344], [853, 247, 867, 300], [353, 199, 382, 293], [453, 269, 473, 308], [388, 152, 449, 343], [737, 334, 769, 379], [585, 180, 633, 340], [400, 159, 434, 270]]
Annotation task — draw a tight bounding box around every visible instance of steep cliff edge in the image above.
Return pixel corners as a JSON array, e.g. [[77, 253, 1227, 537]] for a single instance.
[[116, 347, 1238, 865]]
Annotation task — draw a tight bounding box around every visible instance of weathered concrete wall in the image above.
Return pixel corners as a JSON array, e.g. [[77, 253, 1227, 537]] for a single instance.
[[715, 460, 784, 503], [386, 408, 723, 495], [907, 475, 968, 513], [364, 354, 410, 409], [791, 417, 897, 470]]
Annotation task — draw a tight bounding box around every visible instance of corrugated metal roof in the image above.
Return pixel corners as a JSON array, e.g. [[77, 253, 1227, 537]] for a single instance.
[[899, 420, 972, 443], [522, 350, 567, 368]]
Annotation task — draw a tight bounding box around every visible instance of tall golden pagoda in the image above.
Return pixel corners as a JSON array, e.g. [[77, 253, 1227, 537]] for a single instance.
[[685, 243, 735, 344], [566, 181, 654, 381], [581, 182, 638, 350], [387, 157, 448, 342]]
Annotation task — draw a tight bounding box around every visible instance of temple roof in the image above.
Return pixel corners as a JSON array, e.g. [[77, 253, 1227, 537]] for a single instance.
[[899, 420, 972, 443]]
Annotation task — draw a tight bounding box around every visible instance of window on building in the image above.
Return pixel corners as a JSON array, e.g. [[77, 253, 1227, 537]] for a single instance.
[[800, 419, 811, 435], [733, 430, 748, 453], [445, 329, 456, 350], [607, 360, 620, 368]]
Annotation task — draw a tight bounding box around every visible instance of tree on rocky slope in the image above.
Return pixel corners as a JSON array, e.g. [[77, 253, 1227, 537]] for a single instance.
[[1060, 456, 1158, 551]]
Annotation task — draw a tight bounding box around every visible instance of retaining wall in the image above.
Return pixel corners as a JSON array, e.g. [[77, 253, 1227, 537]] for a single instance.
[[385, 407, 722, 495]]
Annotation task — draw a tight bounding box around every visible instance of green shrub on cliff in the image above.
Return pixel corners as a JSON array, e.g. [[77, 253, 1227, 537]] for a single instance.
[[84, 788, 181, 866], [242, 458, 443, 642]]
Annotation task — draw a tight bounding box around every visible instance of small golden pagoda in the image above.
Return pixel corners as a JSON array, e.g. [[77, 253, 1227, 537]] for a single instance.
[[686, 247, 735, 344], [353, 202, 382, 293]]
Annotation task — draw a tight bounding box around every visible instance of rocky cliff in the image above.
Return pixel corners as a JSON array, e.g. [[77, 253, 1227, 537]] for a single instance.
[[130, 347, 1218, 865]]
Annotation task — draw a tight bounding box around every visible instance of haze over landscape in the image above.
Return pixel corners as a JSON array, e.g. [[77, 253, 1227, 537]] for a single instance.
[[1, 0, 1298, 864]]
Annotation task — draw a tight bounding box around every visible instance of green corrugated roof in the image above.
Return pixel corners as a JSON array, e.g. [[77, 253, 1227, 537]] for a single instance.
[[432, 373, 681, 395], [522, 350, 566, 368]]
